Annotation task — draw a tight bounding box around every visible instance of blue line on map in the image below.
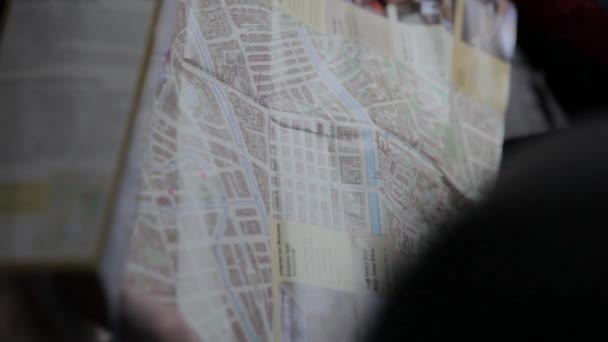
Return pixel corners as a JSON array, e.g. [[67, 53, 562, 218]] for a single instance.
[[193, 15, 276, 341], [297, 27, 378, 187], [189, 13, 215, 71], [213, 84, 245, 146], [209, 82, 269, 234], [190, 14, 268, 235], [369, 193, 381, 234], [298, 27, 382, 233], [190, 20, 269, 340], [363, 129, 378, 186]]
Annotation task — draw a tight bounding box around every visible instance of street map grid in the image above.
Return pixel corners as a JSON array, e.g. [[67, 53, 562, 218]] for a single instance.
[[125, 0, 506, 341]]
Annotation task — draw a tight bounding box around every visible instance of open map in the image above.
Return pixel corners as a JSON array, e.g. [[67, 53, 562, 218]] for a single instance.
[[125, 0, 510, 340]]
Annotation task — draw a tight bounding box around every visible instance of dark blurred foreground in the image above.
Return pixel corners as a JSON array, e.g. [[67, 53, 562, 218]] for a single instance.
[[372, 118, 608, 340]]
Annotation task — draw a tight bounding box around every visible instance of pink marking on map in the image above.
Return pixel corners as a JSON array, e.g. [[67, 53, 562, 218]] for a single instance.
[[200, 171, 208, 180], [168, 187, 175, 195]]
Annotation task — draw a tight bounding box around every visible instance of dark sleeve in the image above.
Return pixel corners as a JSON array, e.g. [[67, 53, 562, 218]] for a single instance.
[[512, 0, 608, 63], [368, 119, 608, 341]]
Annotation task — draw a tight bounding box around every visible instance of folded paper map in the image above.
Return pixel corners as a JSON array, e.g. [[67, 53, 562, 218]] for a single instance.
[[124, 0, 512, 340]]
